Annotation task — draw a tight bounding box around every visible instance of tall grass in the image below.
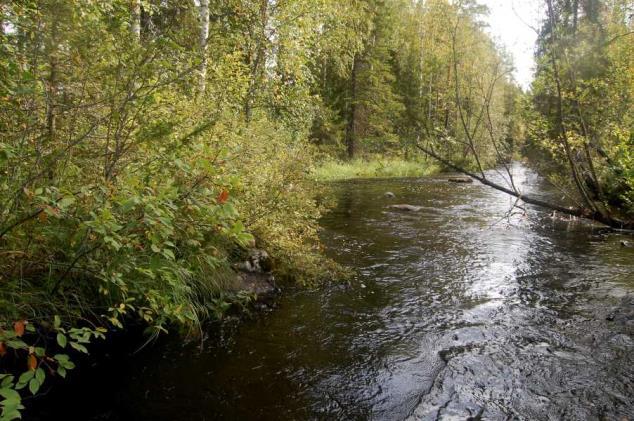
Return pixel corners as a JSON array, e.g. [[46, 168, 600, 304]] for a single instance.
[[312, 158, 440, 181]]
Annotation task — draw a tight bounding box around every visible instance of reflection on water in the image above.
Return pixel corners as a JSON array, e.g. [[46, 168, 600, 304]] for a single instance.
[[30, 164, 634, 420]]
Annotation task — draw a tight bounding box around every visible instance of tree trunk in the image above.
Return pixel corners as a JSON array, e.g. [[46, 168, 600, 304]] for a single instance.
[[131, 0, 141, 41], [44, 1, 60, 181], [46, 28, 58, 147], [244, 0, 269, 124], [414, 143, 634, 230], [545, 0, 602, 215], [345, 54, 360, 160], [198, 0, 210, 94], [572, 0, 579, 35]]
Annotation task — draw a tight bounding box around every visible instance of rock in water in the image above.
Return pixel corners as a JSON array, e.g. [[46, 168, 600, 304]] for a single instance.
[[621, 240, 632, 248], [388, 204, 423, 212], [448, 176, 473, 183], [384, 191, 396, 198]]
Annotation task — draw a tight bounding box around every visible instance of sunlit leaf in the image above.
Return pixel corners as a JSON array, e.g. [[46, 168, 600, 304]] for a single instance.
[[56, 333, 67, 348], [28, 377, 41, 395]]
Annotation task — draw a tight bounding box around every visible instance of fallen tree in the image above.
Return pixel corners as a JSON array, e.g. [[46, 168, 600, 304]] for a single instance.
[[415, 143, 634, 231], [412, 0, 633, 232]]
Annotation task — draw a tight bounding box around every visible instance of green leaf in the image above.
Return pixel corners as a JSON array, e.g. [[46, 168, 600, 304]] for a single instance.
[[28, 377, 41, 395], [57, 367, 66, 379], [0, 387, 20, 401], [5, 340, 27, 350], [53, 354, 69, 363], [34, 369, 45, 385], [120, 198, 138, 213], [0, 408, 22, 421], [0, 376, 13, 389], [69, 342, 88, 354], [56, 333, 67, 348], [104, 236, 122, 251], [162, 249, 175, 260], [108, 317, 123, 329], [53, 354, 75, 370], [58, 196, 76, 209], [53, 316, 61, 330], [0, 400, 23, 419], [14, 372, 33, 390]]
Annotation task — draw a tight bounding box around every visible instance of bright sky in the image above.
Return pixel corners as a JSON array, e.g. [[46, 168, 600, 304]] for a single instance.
[[480, 0, 543, 90]]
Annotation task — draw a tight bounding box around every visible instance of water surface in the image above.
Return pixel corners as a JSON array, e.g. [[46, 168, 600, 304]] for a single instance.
[[31, 165, 634, 420]]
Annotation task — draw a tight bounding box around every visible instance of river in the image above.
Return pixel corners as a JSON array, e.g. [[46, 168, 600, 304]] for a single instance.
[[29, 164, 634, 420]]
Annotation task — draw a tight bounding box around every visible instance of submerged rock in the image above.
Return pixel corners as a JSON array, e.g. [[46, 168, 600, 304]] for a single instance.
[[448, 176, 474, 183], [388, 204, 424, 212]]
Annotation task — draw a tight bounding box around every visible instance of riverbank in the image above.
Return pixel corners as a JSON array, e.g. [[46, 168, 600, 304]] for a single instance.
[[17, 249, 293, 420], [312, 158, 440, 181], [23, 168, 634, 420]]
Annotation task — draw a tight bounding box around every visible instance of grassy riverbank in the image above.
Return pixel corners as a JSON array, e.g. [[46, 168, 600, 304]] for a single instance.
[[312, 158, 440, 182]]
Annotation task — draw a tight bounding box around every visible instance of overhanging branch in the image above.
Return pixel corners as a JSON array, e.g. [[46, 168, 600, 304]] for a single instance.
[[414, 142, 633, 230]]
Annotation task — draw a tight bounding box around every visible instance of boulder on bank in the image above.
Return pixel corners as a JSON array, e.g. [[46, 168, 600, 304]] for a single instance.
[[448, 176, 473, 184], [233, 249, 279, 301], [388, 204, 423, 212], [234, 249, 273, 273], [236, 271, 278, 298]]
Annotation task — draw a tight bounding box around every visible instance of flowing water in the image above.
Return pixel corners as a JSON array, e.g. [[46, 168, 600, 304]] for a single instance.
[[31, 164, 634, 420]]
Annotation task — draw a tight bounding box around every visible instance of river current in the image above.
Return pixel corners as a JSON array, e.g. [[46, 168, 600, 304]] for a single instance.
[[29, 164, 634, 420]]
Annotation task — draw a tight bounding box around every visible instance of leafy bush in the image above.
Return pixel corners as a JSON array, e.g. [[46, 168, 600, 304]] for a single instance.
[[0, 2, 342, 418]]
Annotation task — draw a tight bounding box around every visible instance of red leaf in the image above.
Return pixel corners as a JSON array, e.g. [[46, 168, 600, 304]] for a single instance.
[[0, 342, 6, 357], [217, 189, 229, 204], [14, 320, 26, 337], [28, 354, 37, 371]]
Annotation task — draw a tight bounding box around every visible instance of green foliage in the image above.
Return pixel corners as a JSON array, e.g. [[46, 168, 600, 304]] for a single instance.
[[309, 0, 521, 167], [0, 317, 103, 420], [526, 0, 634, 220], [396, 0, 520, 170], [0, 0, 345, 416], [313, 158, 440, 182]]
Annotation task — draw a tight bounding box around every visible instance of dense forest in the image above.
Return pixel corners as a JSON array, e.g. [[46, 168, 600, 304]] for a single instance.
[[0, 0, 632, 418]]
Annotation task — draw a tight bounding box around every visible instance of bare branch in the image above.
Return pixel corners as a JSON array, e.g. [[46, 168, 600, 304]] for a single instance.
[[414, 142, 633, 230]]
